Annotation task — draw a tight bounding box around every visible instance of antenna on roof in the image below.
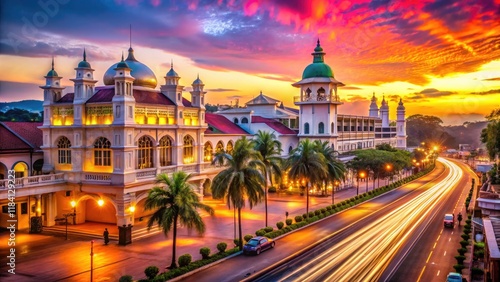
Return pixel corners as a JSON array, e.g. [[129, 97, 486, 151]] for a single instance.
[[129, 24, 132, 49]]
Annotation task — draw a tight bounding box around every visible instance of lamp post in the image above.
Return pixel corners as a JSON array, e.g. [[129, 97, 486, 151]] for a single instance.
[[90, 240, 94, 282], [386, 164, 392, 185], [358, 172, 366, 195], [70, 200, 76, 225]]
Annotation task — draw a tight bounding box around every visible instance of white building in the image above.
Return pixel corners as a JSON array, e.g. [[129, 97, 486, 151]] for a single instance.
[[0, 41, 406, 240]]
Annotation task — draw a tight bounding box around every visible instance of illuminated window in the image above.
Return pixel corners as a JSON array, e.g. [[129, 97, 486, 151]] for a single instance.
[[57, 137, 72, 164], [204, 142, 213, 162], [137, 136, 154, 169], [94, 137, 111, 166], [216, 141, 224, 153], [183, 135, 194, 164], [226, 141, 233, 154], [159, 136, 172, 166]]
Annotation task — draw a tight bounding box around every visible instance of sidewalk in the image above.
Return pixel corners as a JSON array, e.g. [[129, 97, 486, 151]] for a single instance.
[[0, 178, 389, 281]]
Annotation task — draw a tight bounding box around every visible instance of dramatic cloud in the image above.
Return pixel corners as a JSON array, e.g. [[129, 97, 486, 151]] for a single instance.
[[483, 77, 500, 81], [471, 89, 500, 95]]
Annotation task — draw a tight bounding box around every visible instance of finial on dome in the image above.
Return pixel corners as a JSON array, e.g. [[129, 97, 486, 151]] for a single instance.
[[171, 59, 173, 69], [121, 51, 124, 61], [129, 24, 132, 49], [51, 56, 55, 70], [373, 92, 375, 97], [83, 48, 87, 61], [317, 38, 320, 47]]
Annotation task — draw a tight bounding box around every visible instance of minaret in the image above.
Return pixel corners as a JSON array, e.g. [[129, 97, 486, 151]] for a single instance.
[[112, 54, 136, 125], [160, 60, 184, 105], [369, 92, 379, 117], [396, 98, 407, 148], [379, 96, 389, 127], [190, 74, 206, 109], [71, 49, 98, 125], [40, 57, 65, 126]]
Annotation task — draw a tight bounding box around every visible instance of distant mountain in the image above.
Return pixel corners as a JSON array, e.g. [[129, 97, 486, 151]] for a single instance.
[[0, 100, 43, 112], [444, 121, 488, 149]]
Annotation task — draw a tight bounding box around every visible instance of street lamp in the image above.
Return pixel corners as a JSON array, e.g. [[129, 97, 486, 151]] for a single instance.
[[386, 164, 392, 184], [70, 200, 76, 225], [358, 172, 366, 195]]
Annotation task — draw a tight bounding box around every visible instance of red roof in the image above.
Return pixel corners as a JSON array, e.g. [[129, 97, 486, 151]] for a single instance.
[[86, 87, 175, 105], [251, 116, 297, 135], [205, 113, 249, 135], [0, 122, 43, 151]]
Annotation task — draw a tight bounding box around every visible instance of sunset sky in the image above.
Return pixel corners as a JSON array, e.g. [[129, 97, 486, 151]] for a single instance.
[[1, 0, 499, 125]]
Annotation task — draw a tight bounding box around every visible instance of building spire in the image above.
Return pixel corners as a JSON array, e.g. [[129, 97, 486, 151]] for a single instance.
[[129, 24, 132, 49], [51, 56, 55, 70], [121, 51, 124, 61], [83, 48, 87, 61]]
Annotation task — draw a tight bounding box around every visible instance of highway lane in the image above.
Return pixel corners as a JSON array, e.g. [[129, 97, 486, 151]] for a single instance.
[[249, 158, 464, 282], [183, 160, 451, 282], [386, 159, 476, 282]]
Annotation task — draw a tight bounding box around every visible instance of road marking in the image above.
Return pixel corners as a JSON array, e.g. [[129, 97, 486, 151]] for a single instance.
[[433, 242, 437, 249], [417, 266, 426, 282], [437, 270, 440, 276], [436, 234, 441, 241], [449, 238, 451, 242], [444, 251, 446, 256], [426, 251, 433, 263]]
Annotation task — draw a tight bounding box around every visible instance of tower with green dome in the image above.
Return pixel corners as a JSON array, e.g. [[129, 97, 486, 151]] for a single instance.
[[293, 39, 345, 147]]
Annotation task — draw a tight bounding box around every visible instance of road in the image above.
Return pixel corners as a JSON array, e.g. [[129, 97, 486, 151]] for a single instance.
[[386, 159, 475, 282], [183, 158, 470, 282]]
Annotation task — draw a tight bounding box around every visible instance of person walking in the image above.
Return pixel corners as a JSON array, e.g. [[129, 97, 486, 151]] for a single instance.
[[103, 228, 109, 245], [457, 212, 463, 226]]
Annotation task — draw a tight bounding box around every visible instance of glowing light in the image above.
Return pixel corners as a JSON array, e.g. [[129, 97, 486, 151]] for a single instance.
[[129, 206, 136, 213], [70, 200, 76, 207], [359, 172, 366, 178], [97, 199, 104, 206]]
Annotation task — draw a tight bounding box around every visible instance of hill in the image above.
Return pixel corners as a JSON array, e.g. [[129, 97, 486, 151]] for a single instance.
[[0, 100, 43, 112]]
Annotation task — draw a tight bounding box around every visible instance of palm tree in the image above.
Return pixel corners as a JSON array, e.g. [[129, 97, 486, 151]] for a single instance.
[[313, 140, 346, 202], [211, 136, 265, 251], [253, 130, 282, 227], [145, 171, 214, 269], [285, 139, 328, 218]]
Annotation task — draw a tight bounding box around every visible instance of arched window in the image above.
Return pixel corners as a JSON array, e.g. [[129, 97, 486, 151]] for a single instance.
[[94, 137, 111, 166], [216, 141, 224, 153], [305, 88, 312, 100], [57, 136, 71, 164], [159, 136, 172, 166], [234, 118, 239, 124], [288, 146, 293, 154], [137, 136, 153, 169], [317, 87, 326, 101], [183, 135, 194, 164], [304, 123, 310, 134], [204, 142, 213, 162], [331, 122, 334, 133], [241, 117, 249, 124], [318, 122, 324, 134], [226, 141, 233, 154]]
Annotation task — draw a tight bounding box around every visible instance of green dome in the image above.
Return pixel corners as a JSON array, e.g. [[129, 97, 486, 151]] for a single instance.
[[78, 60, 91, 68], [46, 69, 59, 77], [302, 63, 333, 79], [301, 39, 334, 79]]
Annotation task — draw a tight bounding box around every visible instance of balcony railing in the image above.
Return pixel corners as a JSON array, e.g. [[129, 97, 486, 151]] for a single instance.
[[0, 173, 66, 189], [294, 95, 341, 103], [84, 173, 112, 183]]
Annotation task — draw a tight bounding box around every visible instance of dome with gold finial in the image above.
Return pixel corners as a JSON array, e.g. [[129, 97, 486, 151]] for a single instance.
[[103, 47, 157, 88]]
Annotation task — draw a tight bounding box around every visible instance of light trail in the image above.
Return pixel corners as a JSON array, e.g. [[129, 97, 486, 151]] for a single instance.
[[277, 158, 462, 282]]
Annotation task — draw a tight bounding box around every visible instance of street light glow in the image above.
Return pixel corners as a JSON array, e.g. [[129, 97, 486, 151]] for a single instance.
[[97, 199, 104, 206], [129, 206, 136, 212], [70, 200, 76, 207]]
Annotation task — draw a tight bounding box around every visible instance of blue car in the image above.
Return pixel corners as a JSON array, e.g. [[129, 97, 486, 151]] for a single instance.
[[243, 236, 275, 255], [446, 272, 462, 282]]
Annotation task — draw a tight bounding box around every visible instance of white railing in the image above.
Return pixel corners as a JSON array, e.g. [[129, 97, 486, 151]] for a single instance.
[[0, 173, 66, 188], [84, 173, 112, 182], [160, 166, 176, 174], [181, 164, 198, 173], [136, 169, 157, 179]]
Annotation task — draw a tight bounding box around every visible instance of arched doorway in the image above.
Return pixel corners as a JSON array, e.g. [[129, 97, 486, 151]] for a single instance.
[[0, 162, 7, 179], [203, 179, 212, 197], [32, 159, 44, 176], [12, 162, 29, 178]]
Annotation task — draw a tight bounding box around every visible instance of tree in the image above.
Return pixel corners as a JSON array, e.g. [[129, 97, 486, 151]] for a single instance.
[[406, 114, 456, 148], [145, 171, 214, 269], [313, 140, 346, 197], [253, 130, 282, 227], [285, 139, 328, 218], [481, 108, 500, 160], [211, 136, 265, 251]]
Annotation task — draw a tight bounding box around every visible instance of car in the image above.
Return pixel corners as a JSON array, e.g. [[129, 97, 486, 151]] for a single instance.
[[243, 236, 275, 255], [446, 272, 462, 282], [444, 213, 455, 228]]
